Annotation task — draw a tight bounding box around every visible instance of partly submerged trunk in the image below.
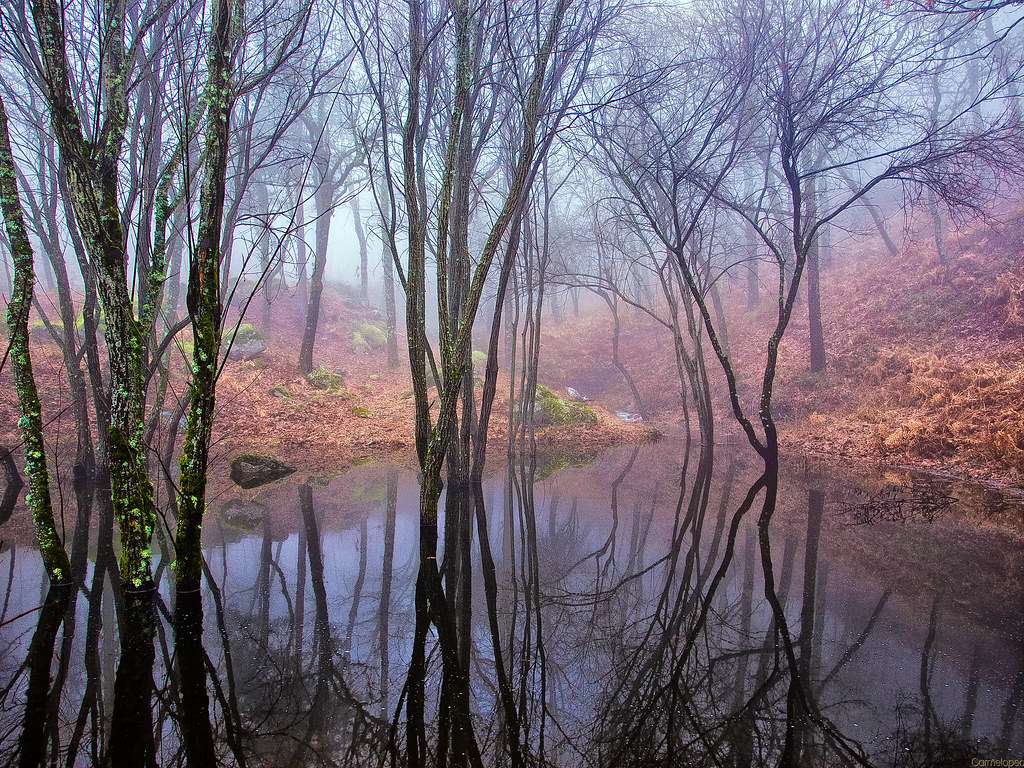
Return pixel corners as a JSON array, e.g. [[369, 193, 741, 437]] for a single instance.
[[30, 0, 157, 590], [175, 0, 236, 592], [0, 96, 72, 583]]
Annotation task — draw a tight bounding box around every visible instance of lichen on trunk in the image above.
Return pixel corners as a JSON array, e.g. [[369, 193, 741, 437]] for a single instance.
[[0, 95, 72, 584]]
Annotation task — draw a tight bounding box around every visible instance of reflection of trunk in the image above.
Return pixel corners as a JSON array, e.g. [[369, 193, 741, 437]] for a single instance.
[[919, 594, 942, 763], [959, 644, 981, 739], [728, 528, 757, 766], [472, 482, 523, 765], [345, 519, 369, 658], [758, 473, 819, 768], [998, 669, 1024, 755], [175, 589, 216, 766], [65, 489, 115, 766], [293, 511, 307, 672], [785, 488, 824, 764], [299, 181, 335, 373], [108, 589, 157, 767], [296, 484, 338, 761], [378, 471, 398, 718], [19, 583, 74, 768], [257, 517, 273, 648]]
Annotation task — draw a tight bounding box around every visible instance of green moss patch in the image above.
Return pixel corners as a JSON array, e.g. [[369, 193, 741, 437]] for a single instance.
[[533, 384, 598, 427], [307, 365, 346, 393], [353, 323, 386, 352]]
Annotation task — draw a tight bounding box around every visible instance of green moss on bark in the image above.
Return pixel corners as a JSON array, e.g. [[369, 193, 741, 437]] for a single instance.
[[0, 96, 71, 583]]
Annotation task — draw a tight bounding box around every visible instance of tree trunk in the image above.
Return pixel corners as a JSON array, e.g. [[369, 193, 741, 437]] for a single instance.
[[299, 182, 334, 373], [379, 180, 400, 368], [746, 222, 760, 310], [295, 190, 308, 308], [175, 0, 236, 598], [0, 96, 72, 583], [353, 197, 369, 299], [806, 182, 826, 373]]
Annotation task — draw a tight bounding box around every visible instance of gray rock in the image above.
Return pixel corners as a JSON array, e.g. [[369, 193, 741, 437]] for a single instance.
[[219, 499, 268, 531], [616, 411, 644, 424], [227, 337, 266, 361], [230, 454, 296, 489], [566, 387, 590, 402]]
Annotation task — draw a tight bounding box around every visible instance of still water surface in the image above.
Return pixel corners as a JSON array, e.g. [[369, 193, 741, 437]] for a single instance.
[[0, 441, 1021, 766]]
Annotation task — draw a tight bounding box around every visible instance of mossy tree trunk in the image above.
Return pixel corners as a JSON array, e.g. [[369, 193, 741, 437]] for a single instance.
[[397, 0, 569, 762], [18, 131, 96, 480], [30, 0, 157, 590], [175, 0, 238, 593], [0, 94, 72, 584]]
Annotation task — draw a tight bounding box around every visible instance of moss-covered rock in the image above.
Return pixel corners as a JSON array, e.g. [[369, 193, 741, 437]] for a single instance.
[[353, 323, 386, 353], [227, 322, 266, 361], [268, 385, 291, 399], [533, 384, 598, 427], [307, 365, 346, 393], [352, 405, 372, 418], [472, 349, 488, 369], [219, 499, 268, 532], [229, 454, 296, 489], [235, 323, 260, 342]]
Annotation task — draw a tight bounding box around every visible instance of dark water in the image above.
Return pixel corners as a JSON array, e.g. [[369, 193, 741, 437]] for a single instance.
[[0, 441, 1022, 766]]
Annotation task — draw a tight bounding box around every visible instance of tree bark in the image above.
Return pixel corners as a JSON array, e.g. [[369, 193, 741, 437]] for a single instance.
[[0, 95, 72, 583], [299, 181, 334, 373], [175, 0, 237, 594], [354, 197, 369, 299]]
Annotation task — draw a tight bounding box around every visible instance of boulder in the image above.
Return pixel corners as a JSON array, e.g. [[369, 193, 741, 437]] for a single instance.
[[219, 499, 268, 532], [226, 323, 266, 361], [227, 337, 266, 361], [307, 365, 347, 394], [229, 454, 296, 489], [533, 385, 599, 427], [353, 323, 387, 353]]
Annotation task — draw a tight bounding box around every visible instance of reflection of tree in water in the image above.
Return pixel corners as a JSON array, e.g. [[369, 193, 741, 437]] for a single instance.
[[0, 448, 1021, 766], [840, 480, 957, 526], [210, 484, 389, 767]]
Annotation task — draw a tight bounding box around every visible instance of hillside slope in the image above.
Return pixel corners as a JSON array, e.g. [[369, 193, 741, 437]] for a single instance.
[[540, 211, 1024, 488]]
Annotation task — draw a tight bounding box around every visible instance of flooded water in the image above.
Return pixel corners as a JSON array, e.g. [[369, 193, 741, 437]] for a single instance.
[[0, 441, 1021, 766]]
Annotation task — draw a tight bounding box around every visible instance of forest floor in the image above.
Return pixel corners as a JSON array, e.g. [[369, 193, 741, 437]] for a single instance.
[[541, 209, 1024, 491], [0, 280, 655, 481], [3, 209, 1021, 491]]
